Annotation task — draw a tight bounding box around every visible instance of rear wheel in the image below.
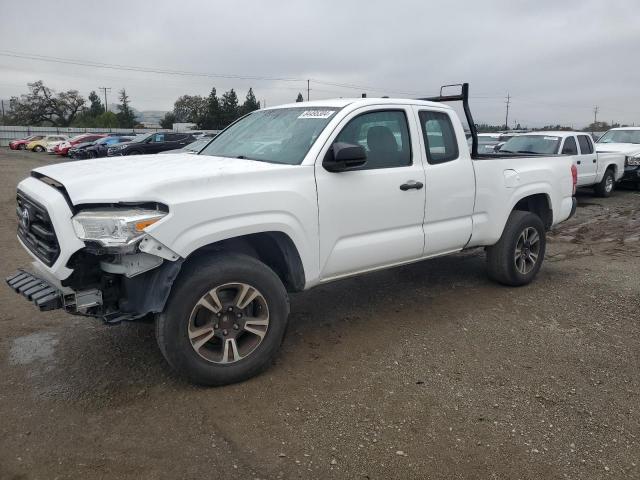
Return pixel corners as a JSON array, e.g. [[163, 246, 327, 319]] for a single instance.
[[33, 145, 44, 152], [18, 144, 26, 150], [486, 210, 546, 286], [156, 253, 289, 386], [594, 168, 615, 197]]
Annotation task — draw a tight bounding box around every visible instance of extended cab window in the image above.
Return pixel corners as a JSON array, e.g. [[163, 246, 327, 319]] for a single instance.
[[562, 136, 578, 155], [152, 133, 165, 143], [418, 111, 459, 164], [334, 110, 411, 170], [577, 135, 593, 154]]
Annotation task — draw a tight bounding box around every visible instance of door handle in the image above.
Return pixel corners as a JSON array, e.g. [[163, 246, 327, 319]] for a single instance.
[[400, 181, 424, 191]]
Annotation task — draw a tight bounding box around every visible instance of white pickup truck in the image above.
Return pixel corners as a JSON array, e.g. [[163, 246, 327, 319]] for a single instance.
[[6, 84, 577, 386], [498, 131, 626, 196], [595, 127, 640, 186]]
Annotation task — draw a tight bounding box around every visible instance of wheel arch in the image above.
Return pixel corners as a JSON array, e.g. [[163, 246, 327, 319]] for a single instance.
[[183, 231, 306, 292], [512, 193, 553, 230]]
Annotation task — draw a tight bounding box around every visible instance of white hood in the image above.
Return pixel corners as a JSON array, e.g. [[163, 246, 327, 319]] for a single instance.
[[595, 143, 640, 156], [33, 153, 299, 205]]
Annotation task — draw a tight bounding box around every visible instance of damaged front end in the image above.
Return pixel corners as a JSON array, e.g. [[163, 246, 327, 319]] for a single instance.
[[7, 188, 183, 324]]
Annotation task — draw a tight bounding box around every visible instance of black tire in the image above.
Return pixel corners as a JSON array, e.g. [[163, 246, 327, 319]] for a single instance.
[[594, 168, 615, 197], [156, 253, 289, 386], [33, 145, 44, 152], [486, 210, 546, 286], [18, 144, 26, 150], [126, 150, 141, 155], [88, 150, 97, 158]]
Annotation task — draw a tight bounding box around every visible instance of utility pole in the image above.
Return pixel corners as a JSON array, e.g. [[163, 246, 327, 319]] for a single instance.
[[1, 99, 4, 122], [99, 87, 111, 113], [593, 105, 599, 125], [504, 93, 511, 130], [307, 80, 310, 101]]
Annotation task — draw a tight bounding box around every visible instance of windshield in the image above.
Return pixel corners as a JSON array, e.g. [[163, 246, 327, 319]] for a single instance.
[[500, 135, 561, 154], [130, 133, 153, 143], [597, 129, 640, 144], [184, 138, 210, 151], [199, 107, 339, 164]]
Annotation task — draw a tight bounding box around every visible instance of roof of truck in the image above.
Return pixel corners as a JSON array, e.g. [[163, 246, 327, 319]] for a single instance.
[[266, 98, 451, 110], [515, 131, 585, 137]]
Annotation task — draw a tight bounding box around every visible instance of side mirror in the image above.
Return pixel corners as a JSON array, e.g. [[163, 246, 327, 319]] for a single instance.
[[323, 142, 367, 172]]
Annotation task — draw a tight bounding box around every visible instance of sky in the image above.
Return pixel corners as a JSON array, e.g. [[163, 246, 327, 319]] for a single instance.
[[1, 0, 639, 128]]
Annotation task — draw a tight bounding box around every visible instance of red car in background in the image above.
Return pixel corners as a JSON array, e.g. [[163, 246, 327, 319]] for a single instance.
[[9, 135, 45, 150], [56, 134, 107, 156]]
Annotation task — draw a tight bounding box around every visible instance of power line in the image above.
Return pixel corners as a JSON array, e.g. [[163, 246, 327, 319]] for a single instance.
[[0, 50, 422, 97]]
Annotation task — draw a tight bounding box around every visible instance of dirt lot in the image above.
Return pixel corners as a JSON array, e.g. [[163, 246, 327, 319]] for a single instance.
[[0, 149, 638, 480]]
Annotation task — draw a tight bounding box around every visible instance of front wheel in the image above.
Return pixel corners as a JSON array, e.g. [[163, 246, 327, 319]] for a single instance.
[[594, 168, 615, 197], [33, 145, 44, 152], [486, 210, 546, 286], [156, 253, 289, 386], [18, 144, 26, 150]]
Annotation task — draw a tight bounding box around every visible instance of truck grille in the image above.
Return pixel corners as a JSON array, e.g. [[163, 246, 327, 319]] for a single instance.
[[16, 192, 60, 267]]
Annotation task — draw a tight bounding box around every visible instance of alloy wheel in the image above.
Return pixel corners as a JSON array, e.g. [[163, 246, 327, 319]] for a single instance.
[[187, 282, 270, 364], [514, 226, 540, 275]]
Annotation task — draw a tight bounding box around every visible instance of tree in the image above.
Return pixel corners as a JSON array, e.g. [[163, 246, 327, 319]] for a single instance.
[[9, 81, 85, 126], [94, 111, 119, 128], [88, 91, 104, 117], [198, 87, 221, 129], [173, 95, 206, 124], [220, 89, 239, 127], [160, 112, 176, 129], [296, 93, 304, 103], [116, 89, 136, 128], [240, 87, 260, 115]]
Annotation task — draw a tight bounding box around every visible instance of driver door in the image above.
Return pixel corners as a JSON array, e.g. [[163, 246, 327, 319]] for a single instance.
[[315, 106, 426, 281]]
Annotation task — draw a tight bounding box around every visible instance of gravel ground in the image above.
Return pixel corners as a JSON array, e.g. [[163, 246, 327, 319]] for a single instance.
[[1, 149, 639, 480]]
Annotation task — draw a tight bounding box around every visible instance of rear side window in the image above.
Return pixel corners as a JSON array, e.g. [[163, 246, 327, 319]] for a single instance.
[[334, 110, 411, 170], [562, 136, 578, 155], [418, 111, 459, 164], [577, 135, 593, 154]]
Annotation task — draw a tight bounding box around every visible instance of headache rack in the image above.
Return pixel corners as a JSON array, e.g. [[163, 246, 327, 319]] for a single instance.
[[418, 82, 479, 158]]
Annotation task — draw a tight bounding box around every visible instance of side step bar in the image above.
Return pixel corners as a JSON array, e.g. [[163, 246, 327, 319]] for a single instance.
[[6, 269, 63, 311]]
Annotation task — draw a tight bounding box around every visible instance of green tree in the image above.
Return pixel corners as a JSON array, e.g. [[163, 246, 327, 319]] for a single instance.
[[198, 87, 221, 129], [296, 93, 304, 102], [10, 81, 85, 126], [88, 90, 104, 117], [173, 95, 206, 124], [220, 89, 239, 127], [94, 111, 119, 128], [240, 87, 260, 115], [116, 89, 136, 128], [160, 112, 176, 129]]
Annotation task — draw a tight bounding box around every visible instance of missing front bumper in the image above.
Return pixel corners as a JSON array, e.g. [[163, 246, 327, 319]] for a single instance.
[[6, 270, 63, 311]]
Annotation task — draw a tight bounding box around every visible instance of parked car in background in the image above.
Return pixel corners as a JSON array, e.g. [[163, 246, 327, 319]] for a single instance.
[[499, 131, 625, 196], [26, 135, 69, 152], [595, 127, 640, 185], [46, 138, 70, 154], [160, 137, 211, 154], [56, 134, 107, 156], [477, 133, 502, 153], [70, 136, 133, 159], [9, 135, 45, 150], [107, 132, 195, 156]]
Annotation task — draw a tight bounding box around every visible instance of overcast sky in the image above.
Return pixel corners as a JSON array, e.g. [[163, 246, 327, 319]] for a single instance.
[[1, 0, 639, 127]]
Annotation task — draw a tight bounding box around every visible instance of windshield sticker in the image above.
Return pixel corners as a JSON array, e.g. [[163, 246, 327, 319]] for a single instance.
[[298, 110, 335, 119]]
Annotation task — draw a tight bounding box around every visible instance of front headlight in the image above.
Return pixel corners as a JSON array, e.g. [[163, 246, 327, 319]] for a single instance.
[[626, 155, 640, 166], [72, 208, 167, 247]]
